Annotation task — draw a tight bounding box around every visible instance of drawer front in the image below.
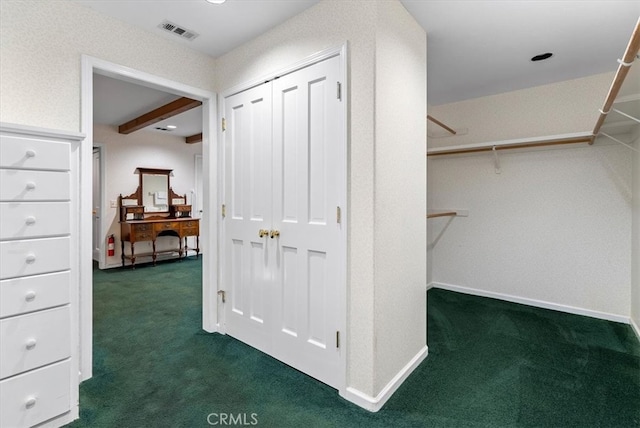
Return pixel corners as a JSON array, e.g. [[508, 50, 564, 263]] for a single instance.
[[133, 231, 153, 241], [0, 135, 70, 171], [0, 271, 70, 318], [0, 169, 70, 201], [0, 359, 70, 428], [0, 202, 70, 240], [154, 222, 180, 232], [182, 226, 199, 236], [182, 220, 198, 228], [0, 306, 70, 379], [132, 223, 152, 232], [0, 237, 70, 280]]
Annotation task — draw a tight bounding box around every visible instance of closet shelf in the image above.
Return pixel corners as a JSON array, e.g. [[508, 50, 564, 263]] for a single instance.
[[427, 132, 592, 157], [427, 211, 457, 219], [427, 115, 457, 135], [591, 17, 640, 142]]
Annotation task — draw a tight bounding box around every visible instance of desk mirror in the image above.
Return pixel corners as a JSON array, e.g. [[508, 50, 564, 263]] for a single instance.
[[136, 168, 171, 213]]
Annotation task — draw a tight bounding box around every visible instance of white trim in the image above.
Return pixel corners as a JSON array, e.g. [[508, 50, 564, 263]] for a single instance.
[[221, 44, 346, 98], [430, 282, 629, 324], [341, 345, 428, 412], [631, 317, 640, 342], [426, 131, 593, 156], [426, 282, 435, 290], [0, 122, 84, 141], [80, 55, 219, 382]]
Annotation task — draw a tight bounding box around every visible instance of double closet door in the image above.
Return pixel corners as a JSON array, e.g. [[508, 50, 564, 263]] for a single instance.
[[222, 55, 344, 389]]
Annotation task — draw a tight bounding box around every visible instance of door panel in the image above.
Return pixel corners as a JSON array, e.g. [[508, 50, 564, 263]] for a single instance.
[[92, 149, 100, 261], [223, 83, 272, 354], [271, 55, 342, 388]]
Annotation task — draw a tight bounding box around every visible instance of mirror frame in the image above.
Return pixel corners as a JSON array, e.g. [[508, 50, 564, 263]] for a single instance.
[[135, 167, 172, 213]]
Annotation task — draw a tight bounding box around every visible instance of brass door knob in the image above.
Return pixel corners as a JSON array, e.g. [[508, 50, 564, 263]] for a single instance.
[[259, 229, 269, 238], [270, 230, 280, 239]]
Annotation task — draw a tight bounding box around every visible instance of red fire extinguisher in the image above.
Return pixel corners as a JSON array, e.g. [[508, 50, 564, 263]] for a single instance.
[[107, 234, 115, 257]]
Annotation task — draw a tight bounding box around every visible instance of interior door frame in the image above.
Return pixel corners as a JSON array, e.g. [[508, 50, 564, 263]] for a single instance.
[[218, 43, 348, 392], [80, 56, 218, 381]]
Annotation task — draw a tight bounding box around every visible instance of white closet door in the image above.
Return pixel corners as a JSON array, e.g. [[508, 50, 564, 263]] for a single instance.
[[223, 83, 273, 354], [271, 55, 343, 388], [222, 54, 344, 389]]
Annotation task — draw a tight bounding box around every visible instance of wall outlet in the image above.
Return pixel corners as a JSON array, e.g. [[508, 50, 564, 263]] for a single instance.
[[110, 200, 117, 208]]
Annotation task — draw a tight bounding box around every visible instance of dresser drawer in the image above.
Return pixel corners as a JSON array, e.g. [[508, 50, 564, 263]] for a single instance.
[[0, 237, 70, 280], [0, 169, 70, 201], [0, 359, 70, 428], [0, 135, 69, 171], [155, 221, 180, 232], [0, 202, 70, 240], [133, 230, 154, 241], [0, 306, 70, 379], [182, 226, 199, 236], [0, 271, 70, 318]]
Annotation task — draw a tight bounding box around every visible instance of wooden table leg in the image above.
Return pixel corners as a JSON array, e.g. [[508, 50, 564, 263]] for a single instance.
[[121, 239, 125, 267], [152, 240, 157, 266], [196, 235, 200, 259], [130, 242, 136, 269]]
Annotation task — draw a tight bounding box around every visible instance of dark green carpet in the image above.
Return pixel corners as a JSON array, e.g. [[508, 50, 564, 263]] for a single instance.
[[67, 259, 640, 427]]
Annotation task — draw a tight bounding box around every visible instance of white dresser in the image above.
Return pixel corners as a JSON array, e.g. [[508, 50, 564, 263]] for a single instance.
[[0, 123, 83, 427]]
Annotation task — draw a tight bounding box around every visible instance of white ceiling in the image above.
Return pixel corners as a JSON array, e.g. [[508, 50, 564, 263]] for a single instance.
[[82, 0, 640, 136]]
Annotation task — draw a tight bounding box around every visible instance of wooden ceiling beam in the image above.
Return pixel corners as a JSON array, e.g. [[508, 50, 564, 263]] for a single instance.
[[118, 97, 202, 135], [185, 133, 203, 144]]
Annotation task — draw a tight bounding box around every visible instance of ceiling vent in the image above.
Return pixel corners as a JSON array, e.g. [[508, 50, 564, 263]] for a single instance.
[[158, 20, 199, 41]]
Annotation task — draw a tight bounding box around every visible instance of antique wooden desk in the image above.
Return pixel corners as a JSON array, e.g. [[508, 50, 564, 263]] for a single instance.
[[118, 167, 200, 268], [119, 217, 199, 268]]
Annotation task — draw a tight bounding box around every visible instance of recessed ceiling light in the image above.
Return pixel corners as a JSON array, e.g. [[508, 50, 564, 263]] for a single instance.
[[205, 0, 226, 4], [167, 125, 177, 129], [531, 52, 553, 62]]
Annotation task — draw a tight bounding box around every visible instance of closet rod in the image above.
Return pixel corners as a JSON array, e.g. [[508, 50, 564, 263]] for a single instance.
[[427, 211, 457, 219], [591, 17, 640, 143], [427, 134, 592, 157], [427, 115, 457, 135]]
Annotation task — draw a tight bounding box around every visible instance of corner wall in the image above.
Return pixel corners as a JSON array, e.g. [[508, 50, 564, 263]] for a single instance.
[[631, 128, 640, 336], [373, 0, 427, 394]]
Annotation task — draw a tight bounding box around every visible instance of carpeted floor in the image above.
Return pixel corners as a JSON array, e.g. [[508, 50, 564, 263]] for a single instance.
[[67, 258, 640, 427]]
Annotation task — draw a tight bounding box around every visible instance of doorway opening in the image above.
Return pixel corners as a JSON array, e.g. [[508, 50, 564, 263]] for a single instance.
[[80, 56, 218, 381]]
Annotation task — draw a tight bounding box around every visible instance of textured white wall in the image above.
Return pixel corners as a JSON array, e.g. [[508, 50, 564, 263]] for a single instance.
[[94, 125, 202, 268], [631, 129, 640, 331], [0, 0, 216, 132], [428, 73, 613, 148], [428, 73, 633, 320], [373, 0, 426, 393], [428, 141, 631, 319]]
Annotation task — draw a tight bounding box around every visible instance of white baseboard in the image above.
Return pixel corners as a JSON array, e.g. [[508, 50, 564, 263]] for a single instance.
[[426, 282, 435, 290], [631, 317, 640, 342], [341, 345, 428, 412], [430, 282, 629, 324]]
